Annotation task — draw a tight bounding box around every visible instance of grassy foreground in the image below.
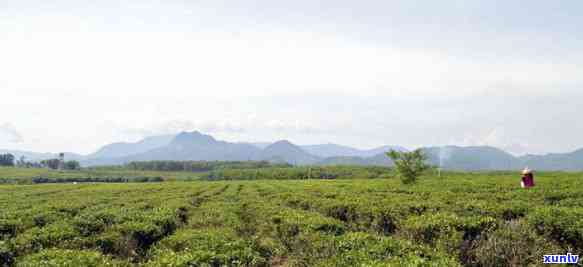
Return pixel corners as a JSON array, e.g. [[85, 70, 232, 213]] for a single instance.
[[0, 172, 582, 266]]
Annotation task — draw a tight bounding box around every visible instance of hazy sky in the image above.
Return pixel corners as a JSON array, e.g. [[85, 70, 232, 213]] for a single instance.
[[1, 0, 582, 155]]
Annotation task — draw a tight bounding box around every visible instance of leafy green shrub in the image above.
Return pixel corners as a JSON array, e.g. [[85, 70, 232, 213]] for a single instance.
[[146, 229, 268, 267], [527, 207, 583, 250], [467, 220, 562, 267], [0, 219, 20, 239], [16, 249, 124, 267], [202, 166, 393, 181], [401, 212, 464, 254], [401, 212, 497, 256], [32, 212, 66, 228], [272, 209, 345, 236], [318, 232, 461, 266], [12, 223, 78, 255], [73, 212, 116, 237], [315, 201, 396, 235], [94, 208, 182, 259], [498, 202, 529, 221], [267, 208, 345, 256], [0, 241, 15, 266], [116, 221, 165, 258], [96, 230, 126, 256]]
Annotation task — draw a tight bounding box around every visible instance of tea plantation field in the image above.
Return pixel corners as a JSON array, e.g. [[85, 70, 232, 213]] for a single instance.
[[0, 167, 203, 184], [1, 173, 582, 266]]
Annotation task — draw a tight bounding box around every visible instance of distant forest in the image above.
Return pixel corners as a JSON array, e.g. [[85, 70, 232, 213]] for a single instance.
[[123, 160, 292, 172]]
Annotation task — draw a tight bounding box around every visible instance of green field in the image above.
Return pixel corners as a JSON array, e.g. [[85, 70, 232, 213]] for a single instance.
[[0, 167, 204, 184], [0, 165, 394, 184], [1, 171, 582, 266]]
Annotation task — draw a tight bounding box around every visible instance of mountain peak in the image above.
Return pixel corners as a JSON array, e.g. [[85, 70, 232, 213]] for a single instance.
[[264, 140, 307, 152], [270, 140, 295, 147], [264, 140, 300, 153], [87, 135, 174, 160], [172, 131, 217, 146], [262, 140, 319, 165]]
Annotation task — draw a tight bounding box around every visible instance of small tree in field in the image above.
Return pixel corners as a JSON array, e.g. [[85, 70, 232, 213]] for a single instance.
[[64, 160, 81, 170], [387, 149, 429, 184]]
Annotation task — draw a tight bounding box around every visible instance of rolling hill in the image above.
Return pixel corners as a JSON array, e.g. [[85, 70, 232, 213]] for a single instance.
[[123, 131, 262, 162], [87, 135, 174, 159], [423, 146, 521, 171], [4, 131, 583, 170], [519, 148, 583, 171], [261, 140, 320, 165]]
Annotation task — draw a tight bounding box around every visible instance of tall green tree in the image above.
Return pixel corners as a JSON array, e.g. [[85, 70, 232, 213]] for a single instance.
[[386, 149, 429, 184], [0, 153, 15, 166], [41, 158, 61, 170], [64, 160, 81, 170], [16, 156, 27, 167]]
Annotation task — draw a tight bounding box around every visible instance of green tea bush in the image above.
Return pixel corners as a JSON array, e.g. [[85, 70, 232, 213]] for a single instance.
[[1, 173, 583, 266], [203, 166, 392, 181], [401, 212, 465, 254], [272, 209, 345, 236], [528, 207, 583, 250], [32, 211, 67, 228], [0, 241, 15, 266], [396, 212, 498, 259], [0, 219, 20, 239], [31, 176, 164, 184], [115, 221, 169, 258], [16, 249, 124, 267], [12, 223, 78, 255], [467, 220, 562, 267], [146, 229, 268, 267], [73, 212, 117, 237], [318, 232, 461, 266]]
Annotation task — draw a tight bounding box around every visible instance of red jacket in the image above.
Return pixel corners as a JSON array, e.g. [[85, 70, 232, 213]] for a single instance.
[[522, 174, 535, 187]]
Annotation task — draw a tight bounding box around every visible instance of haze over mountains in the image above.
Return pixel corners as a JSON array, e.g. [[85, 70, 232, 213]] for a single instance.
[[301, 144, 407, 158], [5, 131, 583, 171]]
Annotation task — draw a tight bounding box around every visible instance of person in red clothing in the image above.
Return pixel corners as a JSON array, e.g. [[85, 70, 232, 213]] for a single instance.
[[521, 168, 535, 188]]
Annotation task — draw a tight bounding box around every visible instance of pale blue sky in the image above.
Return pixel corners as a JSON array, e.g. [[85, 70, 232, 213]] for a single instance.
[[0, 0, 582, 155]]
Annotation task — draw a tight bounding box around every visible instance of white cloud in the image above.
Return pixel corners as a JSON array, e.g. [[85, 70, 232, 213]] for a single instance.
[[1, 0, 583, 154], [119, 117, 329, 140], [0, 123, 24, 144], [1, 31, 580, 101], [450, 128, 534, 156]]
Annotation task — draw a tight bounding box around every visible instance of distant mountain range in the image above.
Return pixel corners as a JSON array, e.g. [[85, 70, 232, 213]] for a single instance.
[[5, 131, 583, 171], [301, 144, 407, 158]]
